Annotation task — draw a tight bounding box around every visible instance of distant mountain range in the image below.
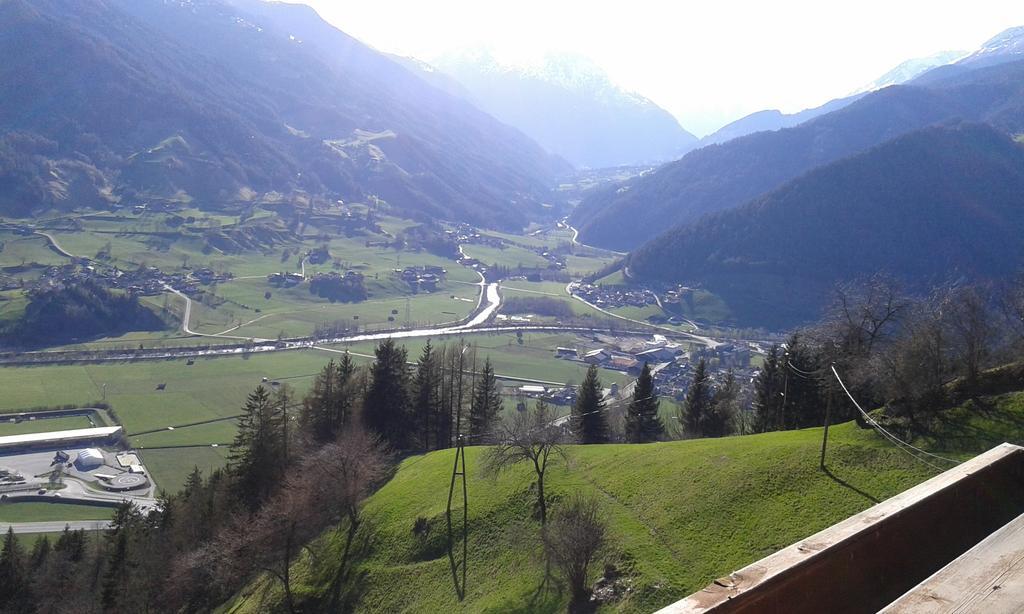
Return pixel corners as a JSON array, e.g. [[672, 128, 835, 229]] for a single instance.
[[572, 31, 1024, 252], [429, 50, 699, 168], [699, 95, 865, 147], [699, 50, 968, 147], [961, 25, 1024, 67], [626, 123, 1024, 328], [0, 0, 567, 229]]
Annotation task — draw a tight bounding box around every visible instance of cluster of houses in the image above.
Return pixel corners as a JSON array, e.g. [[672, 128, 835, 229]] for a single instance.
[[572, 283, 658, 310], [446, 224, 503, 248], [556, 336, 684, 377], [35, 262, 231, 296], [553, 334, 758, 401]]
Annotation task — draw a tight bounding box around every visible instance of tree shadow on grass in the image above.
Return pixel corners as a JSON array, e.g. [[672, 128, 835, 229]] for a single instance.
[[486, 565, 566, 614], [307, 519, 377, 613], [925, 396, 1024, 454], [822, 466, 881, 504]]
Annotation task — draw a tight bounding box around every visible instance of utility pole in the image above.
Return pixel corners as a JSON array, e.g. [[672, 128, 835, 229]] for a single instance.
[[820, 367, 834, 470], [780, 351, 790, 430], [446, 434, 468, 600]]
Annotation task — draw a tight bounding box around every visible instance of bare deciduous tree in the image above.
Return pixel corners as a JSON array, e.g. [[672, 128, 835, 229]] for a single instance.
[[205, 427, 389, 614], [874, 293, 950, 422], [483, 400, 567, 525], [998, 273, 1024, 344], [542, 494, 607, 612], [825, 275, 907, 357], [814, 275, 908, 399], [945, 285, 994, 389]]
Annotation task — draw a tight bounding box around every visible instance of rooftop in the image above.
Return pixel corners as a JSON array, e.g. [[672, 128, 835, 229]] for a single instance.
[[0, 426, 123, 449]]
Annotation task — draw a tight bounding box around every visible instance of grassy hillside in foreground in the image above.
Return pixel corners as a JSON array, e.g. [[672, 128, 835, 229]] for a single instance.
[[222, 398, 1024, 613]]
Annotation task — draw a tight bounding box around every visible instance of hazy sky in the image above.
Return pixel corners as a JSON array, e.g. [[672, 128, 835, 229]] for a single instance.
[[300, 1, 1024, 136]]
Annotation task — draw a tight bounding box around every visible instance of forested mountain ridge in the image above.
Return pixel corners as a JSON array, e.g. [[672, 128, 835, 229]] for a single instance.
[[626, 123, 1024, 328], [0, 0, 565, 228], [572, 57, 1024, 251]]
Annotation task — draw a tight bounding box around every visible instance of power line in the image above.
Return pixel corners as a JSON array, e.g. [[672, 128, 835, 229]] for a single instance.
[[830, 365, 959, 470], [786, 361, 817, 380], [786, 360, 823, 377]]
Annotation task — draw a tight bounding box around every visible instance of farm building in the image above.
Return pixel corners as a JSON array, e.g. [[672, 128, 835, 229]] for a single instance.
[[555, 347, 578, 358], [583, 348, 611, 364]]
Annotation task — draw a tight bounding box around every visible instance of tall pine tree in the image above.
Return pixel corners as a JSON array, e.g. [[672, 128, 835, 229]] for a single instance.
[[364, 338, 411, 448], [573, 364, 609, 443], [706, 369, 737, 437], [625, 362, 664, 443], [682, 358, 714, 438], [412, 340, 440, 451], [228, 385, 287, 511], [301, 354, 356, 443], [753, 344, 784, 432], [469, 357, 502, 441], [0, 527, 29, 611]]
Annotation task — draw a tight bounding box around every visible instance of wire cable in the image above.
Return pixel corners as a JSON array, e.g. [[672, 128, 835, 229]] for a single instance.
[[830, 365, 959, 468]]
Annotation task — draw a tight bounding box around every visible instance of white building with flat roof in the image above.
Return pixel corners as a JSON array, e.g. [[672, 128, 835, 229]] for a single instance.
[[0, 426, 122, 451]]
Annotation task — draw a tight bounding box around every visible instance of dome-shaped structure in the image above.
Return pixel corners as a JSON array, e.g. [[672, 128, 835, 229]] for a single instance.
[[74, 448, 104, 470]]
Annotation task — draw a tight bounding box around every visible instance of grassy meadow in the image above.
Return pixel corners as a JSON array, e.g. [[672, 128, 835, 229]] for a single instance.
[[226, 417, 970, 613]]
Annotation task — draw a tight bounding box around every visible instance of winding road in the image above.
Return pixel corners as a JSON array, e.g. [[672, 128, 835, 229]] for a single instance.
[[164, 283, 276, 343], [34, 230, 76, 259], [557, 218, 626, 256]]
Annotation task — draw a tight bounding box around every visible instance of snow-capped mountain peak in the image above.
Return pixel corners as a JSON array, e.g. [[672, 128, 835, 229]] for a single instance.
[[851, 50, 968, 95]]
